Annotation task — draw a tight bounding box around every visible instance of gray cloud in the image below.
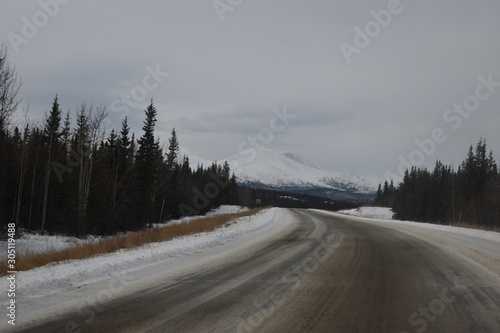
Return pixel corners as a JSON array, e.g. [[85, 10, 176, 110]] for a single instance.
[[1, 0, 500, 186]]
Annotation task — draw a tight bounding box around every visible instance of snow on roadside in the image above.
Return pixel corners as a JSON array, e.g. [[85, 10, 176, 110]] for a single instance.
[[0, 207, 276, 302], [155, 205, 249, 227], [1, 234, 90, 260], [329, 207, 500, 242], [338, 207, 394, 220], [0, 205, 249, 259]]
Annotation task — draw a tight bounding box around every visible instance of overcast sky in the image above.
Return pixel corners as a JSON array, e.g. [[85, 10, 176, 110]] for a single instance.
[[2, 0, 500, 186]]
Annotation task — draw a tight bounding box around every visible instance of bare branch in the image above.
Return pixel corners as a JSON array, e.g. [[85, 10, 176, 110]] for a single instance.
[[0, 44, 23, 127]]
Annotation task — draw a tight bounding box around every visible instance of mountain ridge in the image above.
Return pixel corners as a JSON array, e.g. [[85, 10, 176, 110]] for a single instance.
[[180, 147, 375, 202]]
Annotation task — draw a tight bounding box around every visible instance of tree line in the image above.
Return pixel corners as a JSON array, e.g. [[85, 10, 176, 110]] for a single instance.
[[237, 187, 360, 211], [375, 139, 500, 229], [1, 94, 239, 236], [1, 43, 242, 235]]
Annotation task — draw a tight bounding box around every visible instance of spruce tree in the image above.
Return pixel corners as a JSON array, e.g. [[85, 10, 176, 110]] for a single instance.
[[61, 111, 71, 154], [119, 117, 131, 172], [136, 101, 159, 227], [137, 101, 158, 175], [375, 183, 383, 205], [166, 128, 179, 170], [40, 95, 62, 234]]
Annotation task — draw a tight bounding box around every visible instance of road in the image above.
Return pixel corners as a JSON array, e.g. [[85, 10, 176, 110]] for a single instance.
[[14, 209, 500, 332]]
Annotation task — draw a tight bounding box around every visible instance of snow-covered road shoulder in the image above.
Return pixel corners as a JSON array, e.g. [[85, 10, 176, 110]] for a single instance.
[[330, 207, 500, 243], [1, 207, 294, 331], [312, 208, 500, 287]]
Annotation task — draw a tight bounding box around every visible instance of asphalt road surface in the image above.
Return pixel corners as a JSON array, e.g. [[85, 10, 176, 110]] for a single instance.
[[14, 209, 500, 333]]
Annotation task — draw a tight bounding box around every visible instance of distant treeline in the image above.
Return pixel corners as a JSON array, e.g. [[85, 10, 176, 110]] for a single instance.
[[239, 187, 361, 211], [375, 139, 500, 229], [0, 96, 240, 236]]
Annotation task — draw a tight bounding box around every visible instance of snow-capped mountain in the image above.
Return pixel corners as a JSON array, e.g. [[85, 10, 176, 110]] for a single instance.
[[222, 149, 375, 201], [179, 147, 375, 201], [178, 146, 212, 167]]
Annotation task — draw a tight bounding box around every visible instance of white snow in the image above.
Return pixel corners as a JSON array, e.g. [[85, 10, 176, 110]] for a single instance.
[[155, 205, 249, 227], [338, 206, 395, 220], [180, 147, 375, 194], [0, 205, 249, 259], [1, 234, 90, 260], [224, 149, 374, 193], [322, 207, 500, 243], [0, 208, 285, 320], [178, 146, 213, 168]]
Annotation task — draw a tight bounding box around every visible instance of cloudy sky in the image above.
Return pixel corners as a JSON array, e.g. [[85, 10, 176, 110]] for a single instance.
[[2, 0, 500, 186]]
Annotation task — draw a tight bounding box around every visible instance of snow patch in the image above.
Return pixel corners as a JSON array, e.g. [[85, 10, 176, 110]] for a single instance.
[[338, 206, 394, 220], [155, 205, 249, 227]]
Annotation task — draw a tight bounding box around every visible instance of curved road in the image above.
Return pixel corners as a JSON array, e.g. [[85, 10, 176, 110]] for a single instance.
[[15, 209, 500, 332]]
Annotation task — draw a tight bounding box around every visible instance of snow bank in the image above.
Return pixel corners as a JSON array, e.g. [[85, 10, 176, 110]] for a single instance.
[[1, 207, 277, 302], [0, 234, 90, 259], [324, 207, 500, 243], [338, 206, 394, 220], [0, 205, 249, 259], [155, 205, 249, 227]]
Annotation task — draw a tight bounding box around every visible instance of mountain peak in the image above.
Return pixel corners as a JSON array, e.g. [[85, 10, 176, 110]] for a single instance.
[[224, 148, 375, 201], [281, 152, 321, 170], [180, 147, 375, 201]]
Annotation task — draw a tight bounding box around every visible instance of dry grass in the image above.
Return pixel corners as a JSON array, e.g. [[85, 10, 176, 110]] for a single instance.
[[1, 208, 264, 276]]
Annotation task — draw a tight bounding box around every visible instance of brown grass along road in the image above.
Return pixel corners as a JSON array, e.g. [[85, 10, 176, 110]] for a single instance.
[[0, 208, 263, 276]]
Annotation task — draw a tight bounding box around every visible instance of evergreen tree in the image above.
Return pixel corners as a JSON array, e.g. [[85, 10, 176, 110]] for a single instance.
[[136, 101, 159, 227], [119, 117, 132, 174], [136, 101, 158, 175], [0, 90, 246, 235], [375, 183, 383, 204], [40, 96, 62, 234], [74, 103, 107, 234], [390, 139, 499, 228], [11, 125, 29, 228], [60, 111, 71, 154], [166, 128, 179, 169], [488, 150, 497, 174]]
